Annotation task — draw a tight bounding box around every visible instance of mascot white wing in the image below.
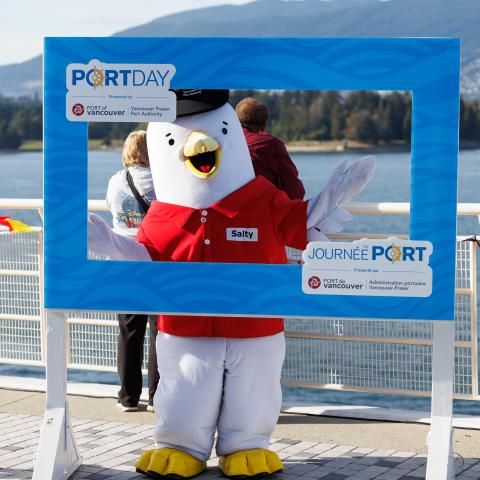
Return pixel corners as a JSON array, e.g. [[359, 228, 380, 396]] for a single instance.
[[307, 155, 376, 242], [88, 213, 152, 261]]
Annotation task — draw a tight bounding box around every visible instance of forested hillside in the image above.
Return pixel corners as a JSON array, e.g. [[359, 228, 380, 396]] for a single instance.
[[1, 90, 479, 150]]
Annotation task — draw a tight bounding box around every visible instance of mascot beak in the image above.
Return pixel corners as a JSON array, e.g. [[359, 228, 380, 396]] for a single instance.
[[183, 130, 222, 179]]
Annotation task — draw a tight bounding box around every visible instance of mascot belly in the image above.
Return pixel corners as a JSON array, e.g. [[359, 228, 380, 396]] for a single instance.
[[88, 89, 376, 479]]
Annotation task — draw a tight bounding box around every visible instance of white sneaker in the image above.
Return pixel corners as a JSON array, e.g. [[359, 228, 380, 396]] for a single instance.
[[117, 402, 138, 412], [147, 404, 155, 413]]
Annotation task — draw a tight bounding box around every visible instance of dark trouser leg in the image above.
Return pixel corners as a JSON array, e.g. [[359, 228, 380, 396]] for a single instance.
[[117, 313, 148, 407], [148, 315, 160, 405]]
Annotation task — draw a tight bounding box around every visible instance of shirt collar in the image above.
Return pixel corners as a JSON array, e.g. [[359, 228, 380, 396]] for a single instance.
[[150, 176, 271, 228], [148, 201, 196, 228]]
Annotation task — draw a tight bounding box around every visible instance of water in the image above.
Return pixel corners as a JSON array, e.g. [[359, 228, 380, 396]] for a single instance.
[[3, 148, 480, 234], [1, 148, 480, 415]]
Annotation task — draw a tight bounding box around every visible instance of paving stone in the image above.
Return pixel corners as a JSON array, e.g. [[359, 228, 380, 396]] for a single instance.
[[1, 445, 23, 452], [83, 474, 114, 480], [375, 474, 405, 480], [375, 460, 404, 468], [317, 474, 349, 480], [398, 477, 428, 480], [279, 438, 302, 445], [401, 469, 425, 478]]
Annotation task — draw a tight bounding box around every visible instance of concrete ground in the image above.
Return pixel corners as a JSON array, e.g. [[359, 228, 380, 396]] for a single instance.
[[1, 388, 480, 479], [1, 389, 479, 458]]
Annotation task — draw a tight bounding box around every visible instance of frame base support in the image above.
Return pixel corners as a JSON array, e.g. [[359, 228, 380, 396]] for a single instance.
[[33, 405, 81, 480], [425, 320, 456, 479]]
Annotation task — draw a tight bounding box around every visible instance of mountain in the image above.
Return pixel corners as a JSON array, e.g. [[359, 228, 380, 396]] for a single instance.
[[0, 56, 42, 98], [1, 0, 479, 98]]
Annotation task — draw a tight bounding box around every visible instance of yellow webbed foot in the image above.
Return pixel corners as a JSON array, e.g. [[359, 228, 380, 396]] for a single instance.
[[136, 448, 207, 478], [219, 449, 283, 478]]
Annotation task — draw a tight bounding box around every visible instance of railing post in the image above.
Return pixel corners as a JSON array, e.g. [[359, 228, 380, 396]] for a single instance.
[[38, 230, 47, 364], [469, 242, 478, 398], [65, 311, 72, 369]]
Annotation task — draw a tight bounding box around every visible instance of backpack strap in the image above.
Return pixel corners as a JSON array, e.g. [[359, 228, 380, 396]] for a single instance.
[[125, 169, 151, 214]]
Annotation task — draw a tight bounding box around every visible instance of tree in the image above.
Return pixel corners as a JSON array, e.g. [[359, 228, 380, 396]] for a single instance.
[[403, 109, 412, 144], [377, 93, 408, 142], [0, 124, 22, 149], [460, 99, 480, 141], [89, 122, 113, 141], [305, 91, 342, 140], [9, 110, 30, 139], [307, 95, 330, 140], [272, 90, 308, 142], [344, 91, 380, 114], [345, 110, 379, 144], [330, 103, 346, 140]]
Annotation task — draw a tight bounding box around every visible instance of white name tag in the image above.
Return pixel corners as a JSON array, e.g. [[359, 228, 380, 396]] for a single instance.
[[226, 228, 258, 242]]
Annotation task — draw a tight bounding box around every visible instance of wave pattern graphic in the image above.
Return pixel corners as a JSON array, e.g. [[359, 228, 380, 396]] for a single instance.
[[44, 37, 460, 321]]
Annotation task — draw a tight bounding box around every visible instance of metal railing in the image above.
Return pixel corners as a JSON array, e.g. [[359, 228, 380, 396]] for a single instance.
[[0, 199, 479, 400]]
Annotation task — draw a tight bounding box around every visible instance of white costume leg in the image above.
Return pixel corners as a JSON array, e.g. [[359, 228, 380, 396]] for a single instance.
[[216, 333, 286, 457], [153, 333, 225, 461]]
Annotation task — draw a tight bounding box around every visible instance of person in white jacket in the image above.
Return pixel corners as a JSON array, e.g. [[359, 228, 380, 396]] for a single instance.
[[107, 130, 156, 237], [106, 130, 159, 412]]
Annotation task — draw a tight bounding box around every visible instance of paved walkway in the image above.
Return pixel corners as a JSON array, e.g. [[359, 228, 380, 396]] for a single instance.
[[1, 412, 480, 480]]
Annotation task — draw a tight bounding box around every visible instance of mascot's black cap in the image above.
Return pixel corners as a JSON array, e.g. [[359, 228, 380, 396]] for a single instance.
[[173, 89, 229, 117]]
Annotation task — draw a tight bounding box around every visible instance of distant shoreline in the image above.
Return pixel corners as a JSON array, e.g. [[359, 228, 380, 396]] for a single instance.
[[5, 139, 480, 154], [287, 140, 480, 154], [286, 140, 409, 154]]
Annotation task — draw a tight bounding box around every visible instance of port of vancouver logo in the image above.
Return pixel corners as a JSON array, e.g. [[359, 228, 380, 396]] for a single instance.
[[71, 103, 84, 116], [65, 60, 176, 123], [302, 237, 433, 298]]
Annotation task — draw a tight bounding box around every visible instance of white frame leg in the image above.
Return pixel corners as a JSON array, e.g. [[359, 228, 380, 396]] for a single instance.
[[32, 310, 82, 480], [426, 320, 456, 480]]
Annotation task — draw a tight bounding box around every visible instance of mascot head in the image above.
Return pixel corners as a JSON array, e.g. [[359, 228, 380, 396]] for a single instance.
[[147, 90, 255, 209]]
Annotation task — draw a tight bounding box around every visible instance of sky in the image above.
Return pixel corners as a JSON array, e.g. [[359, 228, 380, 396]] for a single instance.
[[0, 0, 252, 66]]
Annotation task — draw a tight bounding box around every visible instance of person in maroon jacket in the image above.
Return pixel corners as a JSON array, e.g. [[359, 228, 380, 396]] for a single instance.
[[235, 97, 305, 200]]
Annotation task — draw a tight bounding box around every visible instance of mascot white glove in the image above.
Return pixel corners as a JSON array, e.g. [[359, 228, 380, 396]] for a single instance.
[[88, 213, 151, 261], [307, 155, 376, 242]]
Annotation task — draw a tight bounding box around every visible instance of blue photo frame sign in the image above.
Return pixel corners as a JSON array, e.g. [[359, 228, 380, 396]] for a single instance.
[[44, 37, 460, 320]]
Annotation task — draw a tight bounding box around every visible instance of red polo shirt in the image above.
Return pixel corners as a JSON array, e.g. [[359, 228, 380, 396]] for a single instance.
[[137, 176, 307, 338], [243, 127, 305, 200]]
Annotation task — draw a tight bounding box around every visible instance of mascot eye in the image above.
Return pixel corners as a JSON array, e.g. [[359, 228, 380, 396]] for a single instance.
[[222, 127, 228, 135], [168, 138, 175, 146]]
